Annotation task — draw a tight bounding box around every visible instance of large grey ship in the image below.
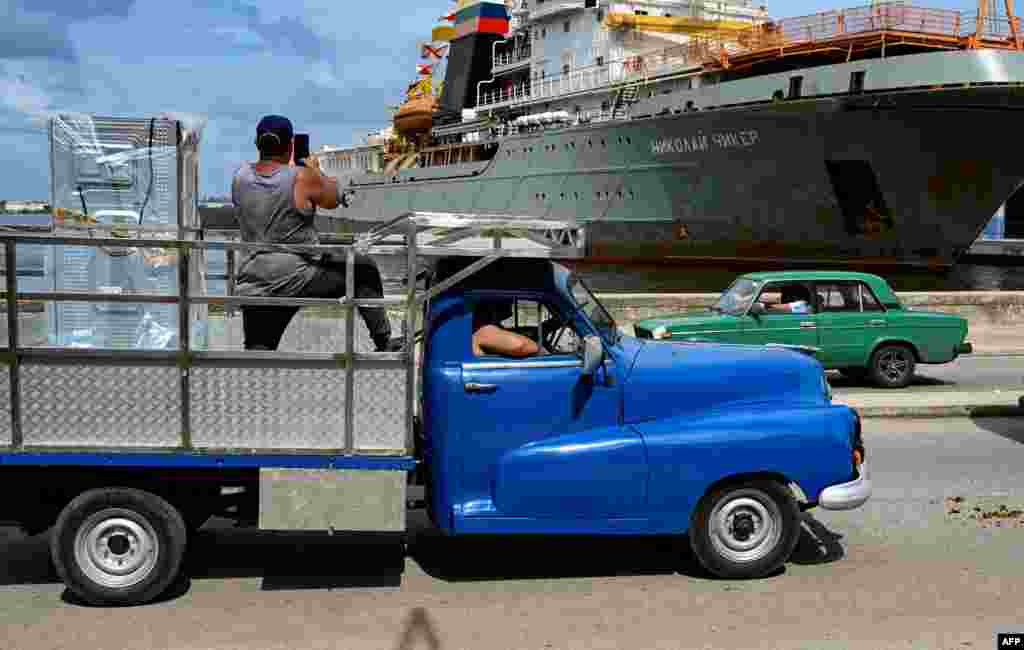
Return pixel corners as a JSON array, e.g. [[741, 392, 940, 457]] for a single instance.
[[312, 0, 1024, 269]]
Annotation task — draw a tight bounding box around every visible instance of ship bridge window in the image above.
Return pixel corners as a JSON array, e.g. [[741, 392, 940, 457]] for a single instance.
[[825, 160, 895, 237], [585, 0, 596, 7]]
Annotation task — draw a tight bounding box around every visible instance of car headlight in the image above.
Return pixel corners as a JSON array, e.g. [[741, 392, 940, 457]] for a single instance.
[[651, 325, 670, 340]]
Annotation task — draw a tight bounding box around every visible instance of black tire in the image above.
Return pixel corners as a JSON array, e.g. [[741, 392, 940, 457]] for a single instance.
[[50, 487, 187, 606], [689, 480, 800, 579], [868, 343, 916, 388]]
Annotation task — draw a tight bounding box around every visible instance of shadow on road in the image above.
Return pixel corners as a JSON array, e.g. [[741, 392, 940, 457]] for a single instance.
[[789, 513, 846, 565], [968, 416, 1024, 445], [0, 510, 850, 604], [827, 371, 949, 389]]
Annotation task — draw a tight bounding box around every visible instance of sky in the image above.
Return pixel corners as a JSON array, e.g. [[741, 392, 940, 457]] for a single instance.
[[0, 0, 978, 201]]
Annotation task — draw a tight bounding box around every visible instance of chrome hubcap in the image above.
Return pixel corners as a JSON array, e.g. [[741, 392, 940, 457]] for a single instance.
[[709, 493, 782, 564], [879, 349, 910, 382], [74, 509, 159, 589]]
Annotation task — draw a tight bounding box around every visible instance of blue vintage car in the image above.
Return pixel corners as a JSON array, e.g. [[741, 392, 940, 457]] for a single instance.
[[421, 258, 869, 579]]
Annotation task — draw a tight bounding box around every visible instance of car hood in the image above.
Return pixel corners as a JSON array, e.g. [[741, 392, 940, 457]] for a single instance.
[[620, 338, 828, 425], [635, 312, 742, 336]]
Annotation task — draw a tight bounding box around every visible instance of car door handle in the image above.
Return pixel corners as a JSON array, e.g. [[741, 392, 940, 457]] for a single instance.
[[464, 382, 497, 393], [868, 319, 885, 326], [800, 321, 816, 329]]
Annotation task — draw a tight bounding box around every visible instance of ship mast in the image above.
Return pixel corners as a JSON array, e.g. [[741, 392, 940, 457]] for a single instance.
[[976, 0, 1021, 46]]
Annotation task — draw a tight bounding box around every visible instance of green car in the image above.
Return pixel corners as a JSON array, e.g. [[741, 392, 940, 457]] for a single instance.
[[635, 271, 972, 388]]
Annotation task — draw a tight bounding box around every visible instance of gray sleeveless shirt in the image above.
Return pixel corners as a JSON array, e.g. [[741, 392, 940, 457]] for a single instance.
[[231, 163, 319, 296]]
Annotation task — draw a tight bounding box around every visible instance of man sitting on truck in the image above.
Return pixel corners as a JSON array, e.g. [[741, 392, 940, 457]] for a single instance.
[[231, 115, 402, 352], [472, 299, 540, 357]]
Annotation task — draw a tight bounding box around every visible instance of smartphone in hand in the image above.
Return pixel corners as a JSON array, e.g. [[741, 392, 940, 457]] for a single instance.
[[294, 133, 310, 167]]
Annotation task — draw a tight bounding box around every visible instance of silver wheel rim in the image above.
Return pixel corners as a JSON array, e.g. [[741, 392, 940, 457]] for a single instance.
[[878, 349, 910, 382], [73, 508, 159, 590], [708, 491, 782, 564]]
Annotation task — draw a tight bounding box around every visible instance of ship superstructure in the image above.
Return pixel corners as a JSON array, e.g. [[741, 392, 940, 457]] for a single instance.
[[313, 0, 1024, 268]]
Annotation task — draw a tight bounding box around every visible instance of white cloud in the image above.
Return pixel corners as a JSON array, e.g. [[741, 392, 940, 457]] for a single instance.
[[0, 73, 53, 124], [305, 60, 340, 88]]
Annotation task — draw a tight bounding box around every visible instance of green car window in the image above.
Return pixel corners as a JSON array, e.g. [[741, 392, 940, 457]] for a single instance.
[[715, 278, 760, 315]]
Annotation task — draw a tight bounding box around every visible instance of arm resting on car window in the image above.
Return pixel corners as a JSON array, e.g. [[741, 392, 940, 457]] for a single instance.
[[473, 325, 540, 357]]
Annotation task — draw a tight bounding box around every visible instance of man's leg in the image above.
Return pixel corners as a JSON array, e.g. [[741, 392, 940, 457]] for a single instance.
[[242, 306, 299, 351], [303, 255, 397, 351]]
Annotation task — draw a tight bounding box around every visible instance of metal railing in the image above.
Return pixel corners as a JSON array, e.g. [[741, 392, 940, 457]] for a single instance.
[[0, 212, 586, 456], [493, 48, 532, 69]]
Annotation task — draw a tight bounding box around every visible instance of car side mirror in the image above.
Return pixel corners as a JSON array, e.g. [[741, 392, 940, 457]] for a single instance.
[[749, 302, 765, 316], [581, 335, 603, 376]]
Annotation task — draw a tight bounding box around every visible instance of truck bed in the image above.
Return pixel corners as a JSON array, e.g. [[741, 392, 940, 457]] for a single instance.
[[0, 311, 412, 459]]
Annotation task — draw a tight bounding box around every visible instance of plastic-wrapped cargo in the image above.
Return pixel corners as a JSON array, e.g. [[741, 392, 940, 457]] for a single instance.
[[46, 113, 208, 349]]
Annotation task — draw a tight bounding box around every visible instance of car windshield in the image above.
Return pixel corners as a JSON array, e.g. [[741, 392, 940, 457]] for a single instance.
[[568, 274, 618, 342], [714, 278, 761, 316]]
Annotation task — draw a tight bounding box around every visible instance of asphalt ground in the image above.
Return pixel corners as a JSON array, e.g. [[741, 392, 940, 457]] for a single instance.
[[1, 417, 1023, 649]]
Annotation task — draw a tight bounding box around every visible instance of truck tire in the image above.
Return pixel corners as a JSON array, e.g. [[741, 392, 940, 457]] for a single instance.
[[689, 480, 800, 579], [50, 487, 187, 606], [868, 343, 915, 388]]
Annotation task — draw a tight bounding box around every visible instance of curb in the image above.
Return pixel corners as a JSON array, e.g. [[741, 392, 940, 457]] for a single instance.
[[852, 404, 1024, 419]]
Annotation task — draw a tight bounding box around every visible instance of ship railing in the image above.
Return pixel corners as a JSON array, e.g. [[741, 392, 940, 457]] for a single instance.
[[719, 2, 1022, 52], [493, 48, 532, 68], [477, 1, 1024, 109], [969, 13, 1024, 42], [732, 2, 962, 48], [478, 80, 533, 107]]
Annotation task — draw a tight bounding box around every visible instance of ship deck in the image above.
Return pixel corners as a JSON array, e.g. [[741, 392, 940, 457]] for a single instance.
[[696, 2, 1024, 72]]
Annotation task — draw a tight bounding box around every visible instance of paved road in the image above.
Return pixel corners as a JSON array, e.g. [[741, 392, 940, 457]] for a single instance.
[[1, 417, 1023, 649], [828, 354, 1024, 391]]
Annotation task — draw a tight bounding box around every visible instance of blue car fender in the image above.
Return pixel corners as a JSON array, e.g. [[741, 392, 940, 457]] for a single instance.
[[633, 405, 856, 533]]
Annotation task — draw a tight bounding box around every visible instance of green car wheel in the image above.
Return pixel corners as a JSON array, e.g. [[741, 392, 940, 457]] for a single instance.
[[869, 344, 916, 389]]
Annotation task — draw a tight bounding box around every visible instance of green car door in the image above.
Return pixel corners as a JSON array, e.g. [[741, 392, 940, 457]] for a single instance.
[[742, 281, 820, 349], [813, 280, 886, 368]]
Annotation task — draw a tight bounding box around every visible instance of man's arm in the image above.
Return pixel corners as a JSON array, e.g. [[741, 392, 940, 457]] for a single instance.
[[296, 157, 341, 210], [473, 325, 540, 357]]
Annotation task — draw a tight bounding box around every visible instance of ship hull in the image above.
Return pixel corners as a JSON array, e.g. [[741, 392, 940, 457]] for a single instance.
[[327, 85, 1024, 268]]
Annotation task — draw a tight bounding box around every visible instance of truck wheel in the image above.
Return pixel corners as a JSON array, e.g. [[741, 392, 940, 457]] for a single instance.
[[689, 480, 800, 579], [869, 344, 915, 388], [50, 487, 187, 606]]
